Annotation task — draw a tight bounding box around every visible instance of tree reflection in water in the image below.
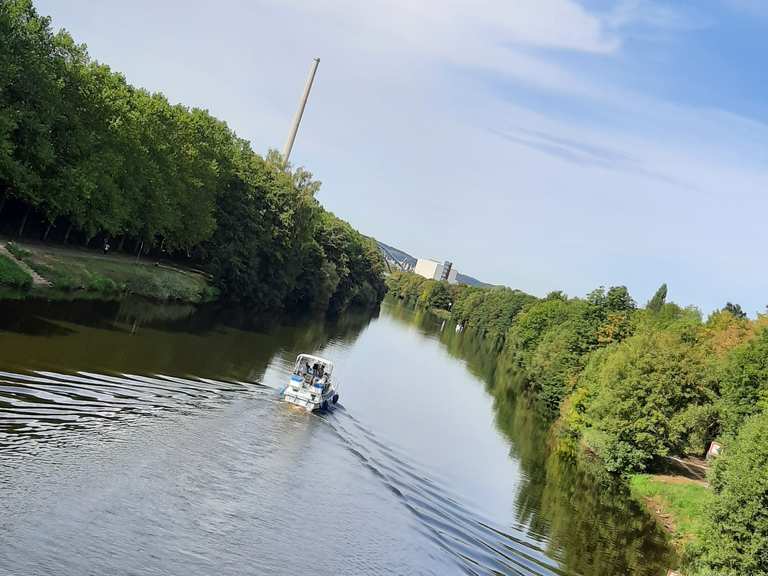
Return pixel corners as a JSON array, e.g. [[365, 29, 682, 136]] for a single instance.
[[387, 299, 675, 576]]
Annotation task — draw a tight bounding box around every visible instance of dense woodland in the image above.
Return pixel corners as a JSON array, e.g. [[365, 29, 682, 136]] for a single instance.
[[0, 0, 386, 313], [388, 271, 768, 575]]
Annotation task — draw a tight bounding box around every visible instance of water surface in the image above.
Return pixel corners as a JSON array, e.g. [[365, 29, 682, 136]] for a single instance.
[[0, 298, 673, 575]]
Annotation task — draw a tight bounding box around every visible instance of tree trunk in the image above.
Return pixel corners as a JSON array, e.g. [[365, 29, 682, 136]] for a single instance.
[[118, 236, 126, 252], [64, 223, 73, 244], [17, 205, 31, 237], [136, 239, 144, 262], [43, 222, 53, 241]]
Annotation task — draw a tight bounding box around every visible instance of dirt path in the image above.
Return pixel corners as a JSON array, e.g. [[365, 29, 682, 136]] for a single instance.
[[0, 242, 51, 287]]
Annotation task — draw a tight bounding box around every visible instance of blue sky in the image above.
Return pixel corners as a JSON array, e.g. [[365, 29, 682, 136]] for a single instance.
[[36, 0, 768, 315]]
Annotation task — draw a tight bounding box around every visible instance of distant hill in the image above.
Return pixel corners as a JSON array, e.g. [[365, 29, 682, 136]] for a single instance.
[[455, 273, 488, 287], [376, 240, 489, 287]]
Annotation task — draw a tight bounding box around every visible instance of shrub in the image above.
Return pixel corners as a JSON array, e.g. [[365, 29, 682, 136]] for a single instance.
[[688, 411, 768, 575]]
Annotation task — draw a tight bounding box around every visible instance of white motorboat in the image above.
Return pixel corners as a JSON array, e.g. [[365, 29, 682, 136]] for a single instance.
[[282, 354, 339, 412]]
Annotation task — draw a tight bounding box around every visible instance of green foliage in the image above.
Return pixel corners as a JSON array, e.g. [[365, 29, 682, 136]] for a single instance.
[[386, 271, 430, 303], [647, 283, 668, 313], [504, 288, 635, 413], [688, 411, 768, 575], [0, 3, 384, 314], [387, 272, 456, 316], [418, 281, 451, 310], [723, 302, 747, 319], [393, 271, 768, 563], [452, 286, 537, 348], [668, 403, 720, 457], [718, 327, 768, 436], [579, 327, 710, 472], [0, 253, 31, 289]]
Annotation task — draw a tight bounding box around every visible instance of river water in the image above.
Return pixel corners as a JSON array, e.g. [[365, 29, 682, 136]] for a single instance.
[[0, 297, 673, 575]]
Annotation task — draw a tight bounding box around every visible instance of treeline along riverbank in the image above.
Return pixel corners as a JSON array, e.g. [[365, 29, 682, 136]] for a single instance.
[[388, 271, 768, 575], [0, 1, 385, 313]]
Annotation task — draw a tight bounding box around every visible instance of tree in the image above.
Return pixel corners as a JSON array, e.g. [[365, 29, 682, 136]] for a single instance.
[[718, 327, 768, 436], [579, 326, 709, 472], [418, 281, 451, 310], [723, 302, 747, 319], [690, 411, 768, 575], [646, 283, 667, 313], [0, 2, 385, 314]]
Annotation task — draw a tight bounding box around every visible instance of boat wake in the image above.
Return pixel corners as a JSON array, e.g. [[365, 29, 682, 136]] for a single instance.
[[320, 409, 567, 576], [0, 368, 564, 576], [0, 369, 271, 453]]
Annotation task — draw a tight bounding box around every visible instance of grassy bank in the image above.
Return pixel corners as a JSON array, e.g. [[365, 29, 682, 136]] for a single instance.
[[0, 252, 32, 290], [629, 474, 711, 549], [3, 241, 215, 303]]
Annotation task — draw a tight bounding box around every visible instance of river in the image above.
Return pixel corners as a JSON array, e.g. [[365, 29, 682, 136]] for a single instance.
[[0, 297, 674, 575]]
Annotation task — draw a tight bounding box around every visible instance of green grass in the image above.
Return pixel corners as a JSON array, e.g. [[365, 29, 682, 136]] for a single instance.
[[5, 241, 32, 261], [629, 474, 712, 545], [6, 242, 215, 303], [74, 258, 213, 302], [0, 253, 32, 290]]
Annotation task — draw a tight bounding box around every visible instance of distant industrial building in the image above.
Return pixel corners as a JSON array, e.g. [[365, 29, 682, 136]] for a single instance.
[[414, 259, 458, 285]]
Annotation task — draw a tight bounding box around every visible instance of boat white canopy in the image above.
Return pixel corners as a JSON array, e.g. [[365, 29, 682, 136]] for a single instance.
[[294, 354, 334, 376]]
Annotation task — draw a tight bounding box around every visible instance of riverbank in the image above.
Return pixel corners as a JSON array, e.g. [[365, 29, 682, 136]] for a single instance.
[[387, 271, 768, 574], [0, 240, 215, 303], [629, 474, 711, 550]]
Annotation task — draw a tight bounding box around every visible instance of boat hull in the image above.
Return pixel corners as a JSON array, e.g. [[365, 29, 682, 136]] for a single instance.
[[282, 386, 338, 412]]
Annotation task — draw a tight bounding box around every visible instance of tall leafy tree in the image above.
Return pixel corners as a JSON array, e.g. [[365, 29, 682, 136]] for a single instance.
[[723, 302, 747, 319], [646, 283, 667, 313]]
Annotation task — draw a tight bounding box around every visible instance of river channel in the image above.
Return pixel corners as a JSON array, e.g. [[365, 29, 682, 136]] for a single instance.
[[0, 297, 673, 575]]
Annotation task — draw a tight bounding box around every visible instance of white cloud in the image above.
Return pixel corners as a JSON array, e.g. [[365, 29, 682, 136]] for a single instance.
[[35, 0, 768, 313], [607, 0, 708, 30], [279, 0, 618, 53], [271, 0, 618, 95]]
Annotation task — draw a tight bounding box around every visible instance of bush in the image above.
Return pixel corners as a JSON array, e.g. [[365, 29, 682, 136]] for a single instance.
[[580, 327, 709, 472], [0, 254, 32, 290], [418, 281, 451, 310], [718, 328, 768, 436], [669, 403, 719, 457], [688, 411, 768, 575]]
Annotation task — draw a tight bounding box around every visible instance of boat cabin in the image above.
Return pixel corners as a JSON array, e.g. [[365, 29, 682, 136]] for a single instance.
[[292, 354, 334, 386]]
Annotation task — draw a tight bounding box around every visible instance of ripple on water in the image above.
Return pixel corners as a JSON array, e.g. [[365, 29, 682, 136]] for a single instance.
[[0, 368, 564, 576]]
